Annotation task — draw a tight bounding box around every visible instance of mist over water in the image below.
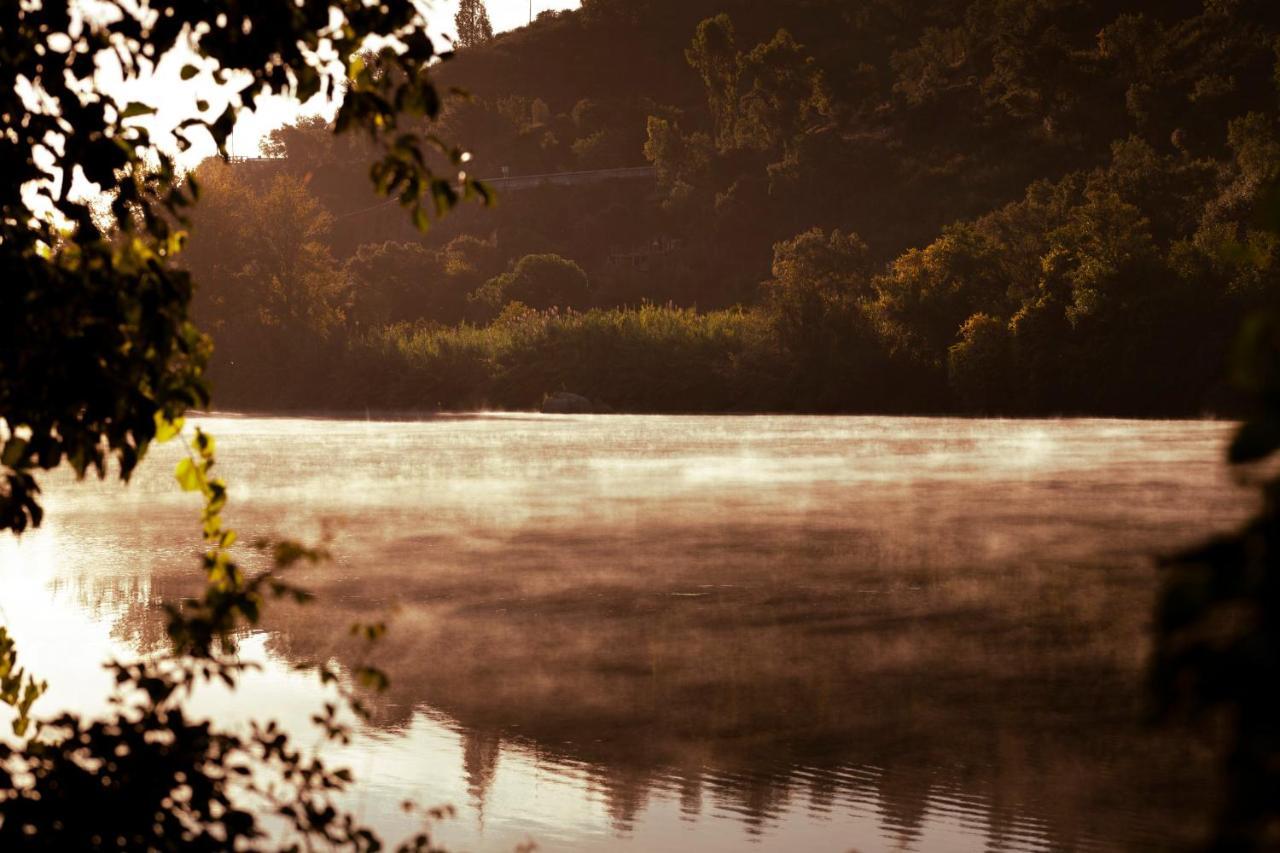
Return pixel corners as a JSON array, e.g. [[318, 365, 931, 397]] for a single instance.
[[0, 415, 1255, 851]]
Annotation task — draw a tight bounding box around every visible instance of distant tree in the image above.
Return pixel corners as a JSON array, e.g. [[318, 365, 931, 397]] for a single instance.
[[442, 233, 499, 276], [1007, 293, 1073, 412], [1043, 191, 1159, 328], [686, 14, 742, 151], [948, 313, 1011, 412], [259, 114, 340, 165], [570, 98, 602, 130], [736, 29, 832, 154], [762, 227, 895, 408], [187, 165, 346, 339], [476, 254, 590, 311], [455, 0, 494, 49], [495, 95, 536, 128], [890, 25, 973, 109], [873, 223, 1010, 363], [764, 227, 873, 344], [530, 97, 553, 127], [344, 241, 470, 329], [643, 117, 713, 192], [570, 129, 611, 167]]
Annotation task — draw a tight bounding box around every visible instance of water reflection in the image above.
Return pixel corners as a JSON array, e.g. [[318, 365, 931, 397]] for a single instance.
[[0, 415, 1254, 851]]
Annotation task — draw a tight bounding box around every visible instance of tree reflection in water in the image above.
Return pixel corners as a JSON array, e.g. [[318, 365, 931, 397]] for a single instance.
[[3, 415, 1253, 851]]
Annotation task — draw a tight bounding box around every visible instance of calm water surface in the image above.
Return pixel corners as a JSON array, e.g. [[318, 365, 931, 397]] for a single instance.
[[0, 415, 1257, 851]]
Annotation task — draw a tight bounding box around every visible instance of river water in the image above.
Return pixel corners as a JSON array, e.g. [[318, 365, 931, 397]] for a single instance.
[[0, 415, 1257, 851]]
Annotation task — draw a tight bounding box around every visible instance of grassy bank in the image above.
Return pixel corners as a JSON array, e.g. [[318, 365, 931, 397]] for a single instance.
[[341, 304, 792, 412], [205, 300, 1235, 417]]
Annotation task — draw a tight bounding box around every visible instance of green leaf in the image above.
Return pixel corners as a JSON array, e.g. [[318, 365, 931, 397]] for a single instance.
[[194, 430, 216, 459], [1, 437, 28, 468], [207, 481, 227, 514], [175, 457, 203, 492], [120, 101, 157, 119], [153, 412, 184, 444]]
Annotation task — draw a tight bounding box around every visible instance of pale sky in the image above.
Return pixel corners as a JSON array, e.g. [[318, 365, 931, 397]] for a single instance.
[[224, 0, 583, 157], [116, 1, 582, 165], [465, 0, 582, 35], [25, 0, 581, 218]]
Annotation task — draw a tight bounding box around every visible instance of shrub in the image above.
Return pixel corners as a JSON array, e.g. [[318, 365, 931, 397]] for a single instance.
[[475, 254, 591, 312]]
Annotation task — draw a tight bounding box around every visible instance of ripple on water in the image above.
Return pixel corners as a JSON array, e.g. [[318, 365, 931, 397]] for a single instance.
[[0, 414, 1247, 851]]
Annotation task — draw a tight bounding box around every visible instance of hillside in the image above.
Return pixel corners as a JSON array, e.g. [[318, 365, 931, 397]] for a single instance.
[[184, 0, 1280, 415]]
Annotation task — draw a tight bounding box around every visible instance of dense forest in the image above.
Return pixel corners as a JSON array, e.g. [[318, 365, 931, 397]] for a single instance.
[[185, 0, 1280, 415]]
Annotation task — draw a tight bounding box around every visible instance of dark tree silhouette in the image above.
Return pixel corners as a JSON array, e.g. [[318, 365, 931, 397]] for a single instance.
[[0, 0, 486, 847], [1154, 186, 1280, 851]]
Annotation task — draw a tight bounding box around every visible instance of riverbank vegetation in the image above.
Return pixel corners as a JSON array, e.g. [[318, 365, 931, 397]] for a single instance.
[[6, 1, 1280, 848], [185, 0, 1280, 416]]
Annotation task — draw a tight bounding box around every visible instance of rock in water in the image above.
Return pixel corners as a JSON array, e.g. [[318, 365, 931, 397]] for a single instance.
[[541, 391, 597, 414]]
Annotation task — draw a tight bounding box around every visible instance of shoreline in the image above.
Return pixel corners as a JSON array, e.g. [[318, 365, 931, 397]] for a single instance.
[[189, 406, 1243, 424]]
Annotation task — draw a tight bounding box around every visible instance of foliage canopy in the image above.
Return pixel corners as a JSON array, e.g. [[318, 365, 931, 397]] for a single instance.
[[0, 0, 484, 847], [454, 0, 495, 50]]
